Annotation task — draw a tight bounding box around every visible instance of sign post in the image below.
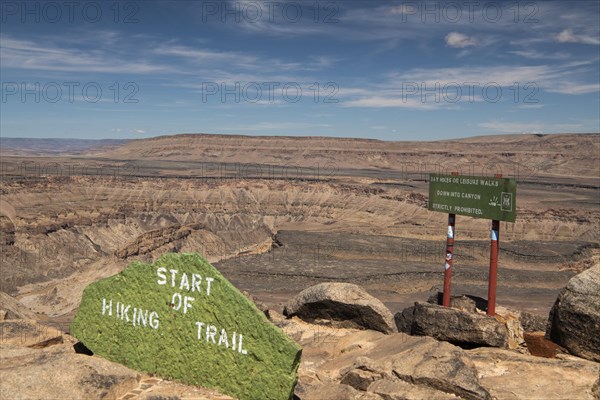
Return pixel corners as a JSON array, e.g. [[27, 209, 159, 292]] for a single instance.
[[428, 174, 516, 316], [443, 213, 456, 307], [488, 219, 500, 316]]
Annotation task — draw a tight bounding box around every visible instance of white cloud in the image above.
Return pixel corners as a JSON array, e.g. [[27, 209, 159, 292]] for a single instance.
[[340, 60, 598, 110], [389, 63, 599, 95], [343, 96, 444, 110], [0, 36, 171, 74], [509, 50, 571, 60], [130, 129, 146, 134], [555, 29, 600, 45], [445, 32, 478, 48]]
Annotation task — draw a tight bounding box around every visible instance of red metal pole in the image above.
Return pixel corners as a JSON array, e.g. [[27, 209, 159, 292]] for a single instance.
[[443, 213, 456, 307], [487, 219, 500, 316]]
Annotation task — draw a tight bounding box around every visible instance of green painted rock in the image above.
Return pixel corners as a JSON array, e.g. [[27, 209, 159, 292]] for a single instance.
[[71, 253, 302, 400]]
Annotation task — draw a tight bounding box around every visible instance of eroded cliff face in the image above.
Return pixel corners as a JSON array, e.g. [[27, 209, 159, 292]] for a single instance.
[[1, 134, 598, 324], [1, 175, 597, 322]]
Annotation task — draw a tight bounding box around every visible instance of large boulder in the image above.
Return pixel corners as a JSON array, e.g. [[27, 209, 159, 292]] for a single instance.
[[408, 302, 509, 348], [547, 264, 600, 362], [71, 253, 301, 400], [284, 283, 396, 334]]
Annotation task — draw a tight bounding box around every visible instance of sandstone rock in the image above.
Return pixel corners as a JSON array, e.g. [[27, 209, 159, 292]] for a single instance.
[[284, 283, 396, 334], [71, 253, 301, 400], [0, 344, 140, 400], [469, 347, 600, 400], [411, 302, 509, 348], [548, 264, 600, 362], [0, 291, 37, 320], [0, 319, 63, 348], [523, 332, 562, 358]]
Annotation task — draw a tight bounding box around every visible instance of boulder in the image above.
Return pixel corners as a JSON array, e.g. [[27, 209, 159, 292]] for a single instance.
[[411, 302, 509, 348], [71, 253, 301, 400], [548, 264, 600, 362], [284, 283, 396, 334]]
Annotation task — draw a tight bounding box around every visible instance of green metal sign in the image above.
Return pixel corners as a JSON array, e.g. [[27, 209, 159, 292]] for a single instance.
[[428, 174, 517, 222]]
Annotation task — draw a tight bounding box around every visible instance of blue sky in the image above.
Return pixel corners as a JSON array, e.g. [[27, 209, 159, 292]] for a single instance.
[[1, 0, 599, 140]]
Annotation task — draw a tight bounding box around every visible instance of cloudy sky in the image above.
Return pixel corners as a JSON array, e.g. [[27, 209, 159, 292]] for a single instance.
[[1, 0, 599, 140]]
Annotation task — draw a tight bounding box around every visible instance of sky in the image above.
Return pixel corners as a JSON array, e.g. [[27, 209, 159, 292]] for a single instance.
[[1, 0, 599, 140]]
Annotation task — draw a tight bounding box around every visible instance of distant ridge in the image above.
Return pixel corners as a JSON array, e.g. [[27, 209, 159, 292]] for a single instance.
[[0, 138, 130, 155]]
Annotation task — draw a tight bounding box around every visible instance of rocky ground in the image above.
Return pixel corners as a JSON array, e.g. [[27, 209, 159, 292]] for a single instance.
[[2, 283, 599, 400], [0, 133, 599, 398]]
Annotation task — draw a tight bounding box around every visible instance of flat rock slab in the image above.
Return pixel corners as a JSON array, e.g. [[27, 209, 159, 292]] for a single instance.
[[0, 319, 63, 348], [0, 344, 139, 400], [71, 253, 301, 400], [284, 282, 396, 334]]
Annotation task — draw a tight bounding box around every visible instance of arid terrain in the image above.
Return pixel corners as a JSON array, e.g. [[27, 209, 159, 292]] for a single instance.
[[1, 133, 599, 399]]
